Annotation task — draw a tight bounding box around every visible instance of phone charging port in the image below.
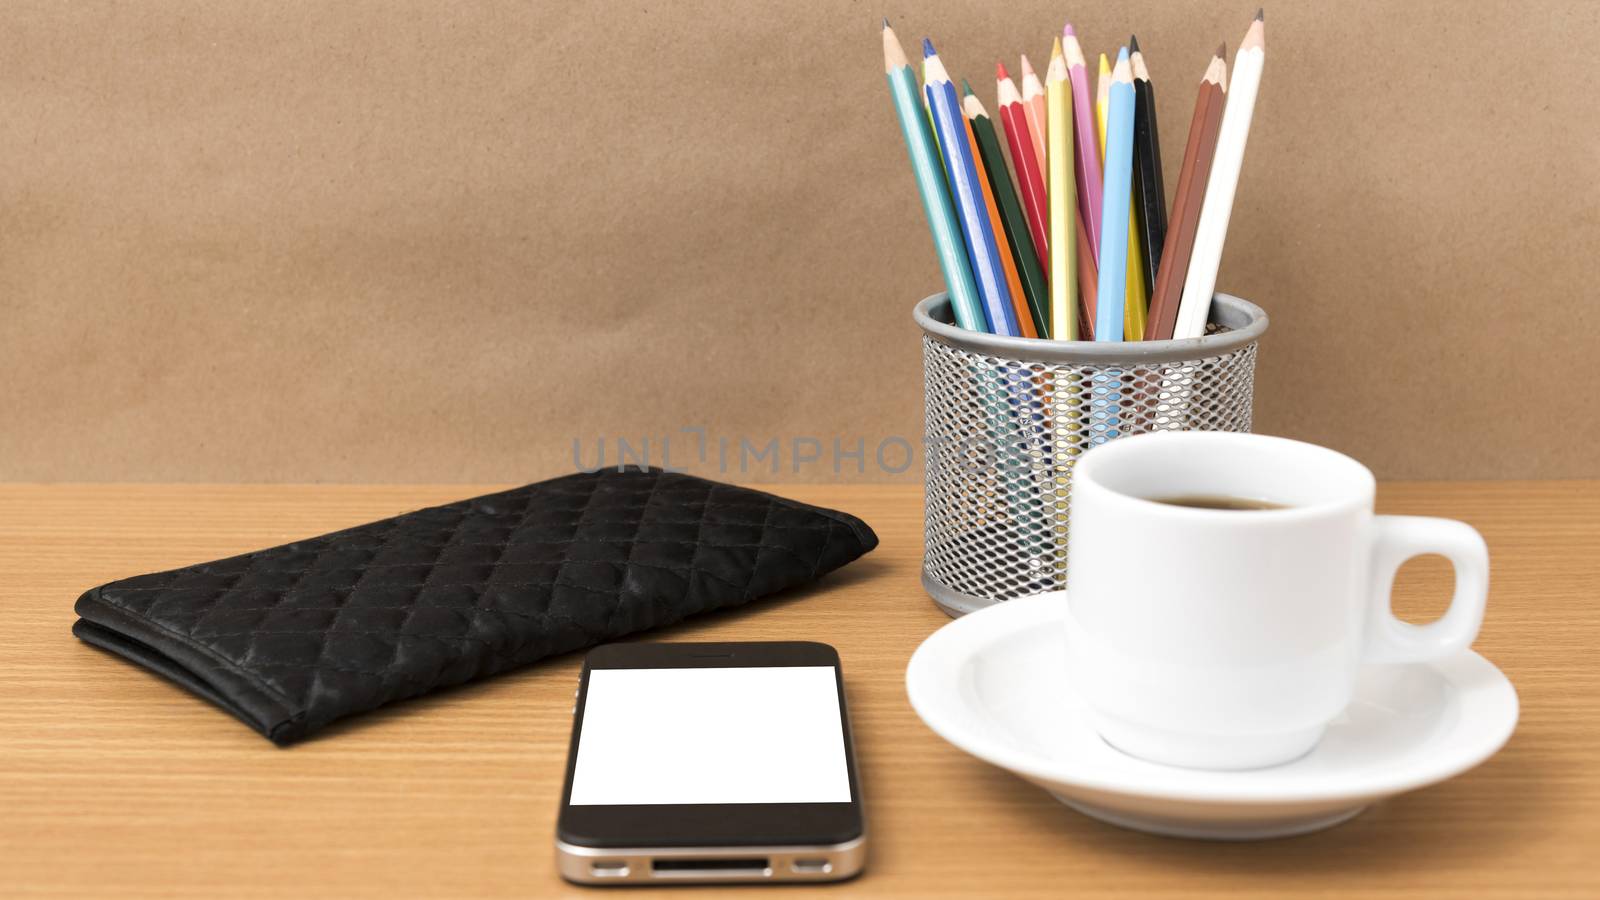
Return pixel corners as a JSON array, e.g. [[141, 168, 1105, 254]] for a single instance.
[[652, 857, 771, 877], [589, 860, 630, 877]]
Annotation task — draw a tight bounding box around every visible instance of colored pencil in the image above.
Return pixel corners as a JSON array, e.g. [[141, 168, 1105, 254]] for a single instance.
[[923, 39, 1021, 336], [1130, 35, 1167, 308], [1095, 53, 1112, 160], [1094, 48, 1135, 343], [1145, 47, 1226, 341], [882, 21, 985, 331], [1045, 38, 1078, 341], [965, 83, 1050, 338], [1120, 42, 1151, 342], [962, 82, 1039, 339], [997, 64, 1050, 275], [1018, 55, 1049, 181], [1094, 51, 1148, 341], [1075, 205, 1098, 339], [1174, 10, 1266, 340], [1061, 24, 1103, 262]]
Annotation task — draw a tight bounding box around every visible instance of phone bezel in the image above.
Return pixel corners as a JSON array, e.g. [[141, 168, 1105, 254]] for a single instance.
[[556, 641, 865, 849]]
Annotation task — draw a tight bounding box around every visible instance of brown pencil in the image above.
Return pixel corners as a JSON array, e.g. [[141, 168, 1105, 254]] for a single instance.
[[1075, 205, 1098, 340], [1144, 46, 1227, 341]]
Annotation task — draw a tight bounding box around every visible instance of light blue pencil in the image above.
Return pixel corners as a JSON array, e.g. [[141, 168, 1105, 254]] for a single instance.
[[1093, 48, 1135, 343], [923, 39, 1022, 337]]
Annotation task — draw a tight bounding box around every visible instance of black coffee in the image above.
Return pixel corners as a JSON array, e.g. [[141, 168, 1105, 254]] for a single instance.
[[1150, 494, 1288, 511]]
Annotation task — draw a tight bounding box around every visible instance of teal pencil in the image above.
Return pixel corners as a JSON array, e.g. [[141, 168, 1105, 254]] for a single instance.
[[1094, 49, 1135, 342], [881, 20, 985, 331]]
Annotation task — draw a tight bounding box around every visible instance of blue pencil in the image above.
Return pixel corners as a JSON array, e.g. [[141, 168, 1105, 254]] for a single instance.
[[881, 21, 987, 332], [923, 39, 1021, 337], [1093, 48, 1135, 343]]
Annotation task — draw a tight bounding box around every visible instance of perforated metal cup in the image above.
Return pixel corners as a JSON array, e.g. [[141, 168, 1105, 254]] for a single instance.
[[915, 292, 1269, 617]]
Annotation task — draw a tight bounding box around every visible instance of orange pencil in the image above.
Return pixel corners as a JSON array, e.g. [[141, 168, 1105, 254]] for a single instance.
[[1018, 54, 1049, 179], [962, 82, 1037, 338]]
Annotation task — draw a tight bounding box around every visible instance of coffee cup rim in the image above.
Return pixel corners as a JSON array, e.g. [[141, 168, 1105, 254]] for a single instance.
[[1072, 432, 1377, 520]]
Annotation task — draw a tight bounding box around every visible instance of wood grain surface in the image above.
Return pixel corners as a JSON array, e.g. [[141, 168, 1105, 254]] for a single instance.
[[1, 482, 1596, 898]]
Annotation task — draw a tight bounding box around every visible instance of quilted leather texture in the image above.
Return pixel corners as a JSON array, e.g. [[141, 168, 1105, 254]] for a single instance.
[[72, 468, 877, 744]]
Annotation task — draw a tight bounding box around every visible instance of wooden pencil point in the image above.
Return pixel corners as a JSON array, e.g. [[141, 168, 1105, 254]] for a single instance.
[[882, 16, 890, 30], [1171, 7, 1266, 339], [1216, 43, 1227, 58], [1129, 34, 1140, 52], [1255, 7, 1265, 21]]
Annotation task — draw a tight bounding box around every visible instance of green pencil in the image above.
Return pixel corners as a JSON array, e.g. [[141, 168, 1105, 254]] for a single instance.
[[882, 20, 985, 331], [962, 82, 1050, 338]]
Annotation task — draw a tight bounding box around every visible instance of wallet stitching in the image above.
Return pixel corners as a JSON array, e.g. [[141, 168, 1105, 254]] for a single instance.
[[357, 503, 478, 694], [234, 537, 338, 674], [600, 475, 657, 634], [88, 592, 303, 712], [677, 481, 714, 611], [312, 496, 526, 692], [808, 521, 840, 581], [730, 492, 780, 601], [98, 521, 822, 675], [111, 526, 837, 591]]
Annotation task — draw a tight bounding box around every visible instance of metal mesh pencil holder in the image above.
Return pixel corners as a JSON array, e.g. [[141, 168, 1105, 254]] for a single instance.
[[915, 292, 1269, 617]]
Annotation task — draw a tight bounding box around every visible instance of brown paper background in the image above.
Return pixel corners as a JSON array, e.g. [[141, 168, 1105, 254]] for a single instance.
[[2, 1, 1596, 483]]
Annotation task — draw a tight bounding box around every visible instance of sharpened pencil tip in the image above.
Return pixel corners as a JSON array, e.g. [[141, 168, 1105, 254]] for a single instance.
[[1063, 22, 1076, 38], [1216, 42, 1227, 57], [1129, 34, 1140, 52], [922, 37, 937, 58], [1116, 46, 1129, 62], [996, 60, 1009, 79], [882, 16, 890, 30], [1256, 7, 1264, 21], [961, 78, 974, 96]]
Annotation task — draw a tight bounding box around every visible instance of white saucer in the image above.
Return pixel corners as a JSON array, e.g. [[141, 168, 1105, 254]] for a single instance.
[[905, 591, 1519, 840]]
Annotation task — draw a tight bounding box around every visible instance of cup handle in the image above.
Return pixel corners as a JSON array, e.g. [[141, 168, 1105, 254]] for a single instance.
[[1364, 515, 1490, 665]]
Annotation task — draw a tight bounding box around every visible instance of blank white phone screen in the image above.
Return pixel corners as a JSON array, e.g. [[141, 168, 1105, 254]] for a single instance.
[[568, 666, 851, 806]]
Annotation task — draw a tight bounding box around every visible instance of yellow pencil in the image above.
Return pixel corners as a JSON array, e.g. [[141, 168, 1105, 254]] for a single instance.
[[1046, 38, 1077, 340], [1094, 51, 1148, 340], [1095, 53, 1111, 160]]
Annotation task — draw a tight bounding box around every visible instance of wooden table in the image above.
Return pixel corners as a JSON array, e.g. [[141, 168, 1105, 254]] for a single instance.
[[2, 483, 1596, 898]]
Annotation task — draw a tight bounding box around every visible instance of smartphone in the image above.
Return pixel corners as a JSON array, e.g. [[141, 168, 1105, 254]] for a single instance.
[[555, 641, 866, 884]]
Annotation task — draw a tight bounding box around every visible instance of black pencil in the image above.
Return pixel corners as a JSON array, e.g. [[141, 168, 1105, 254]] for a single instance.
[[1129, 36, 1166, 298]]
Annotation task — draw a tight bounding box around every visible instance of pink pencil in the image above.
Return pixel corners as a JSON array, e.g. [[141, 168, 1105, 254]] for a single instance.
[[1062, 23, 1103, 261], [1018, 54, 1049, 183]]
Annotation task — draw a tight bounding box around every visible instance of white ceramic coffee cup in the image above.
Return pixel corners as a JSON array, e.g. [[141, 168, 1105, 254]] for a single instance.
[[1064, 431, 1489, 771]]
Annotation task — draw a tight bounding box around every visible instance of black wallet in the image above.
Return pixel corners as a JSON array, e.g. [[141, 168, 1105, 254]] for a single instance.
[[72, 468, 878, 744]]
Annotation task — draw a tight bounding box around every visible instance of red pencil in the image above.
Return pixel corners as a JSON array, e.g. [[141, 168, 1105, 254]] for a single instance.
[[996, 62, 1050, 275]]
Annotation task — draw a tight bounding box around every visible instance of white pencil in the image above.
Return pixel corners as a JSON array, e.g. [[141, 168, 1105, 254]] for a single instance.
[[1172, 9, 1266, 339]]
